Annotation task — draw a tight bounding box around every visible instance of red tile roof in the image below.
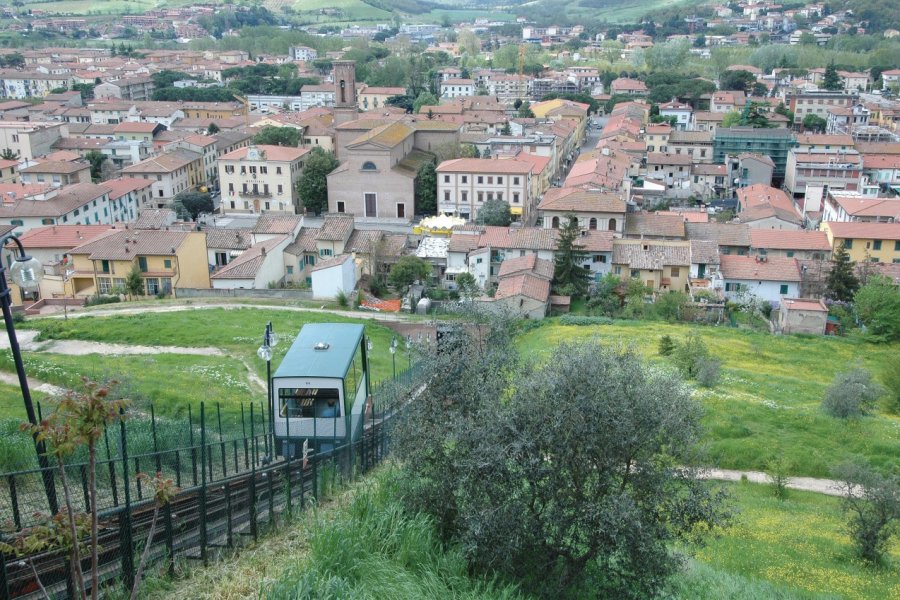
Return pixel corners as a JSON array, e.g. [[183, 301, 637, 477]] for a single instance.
[[495, 272, 551, 303], [220, 144, 309, 162], [781, 298, 828, 312], [719, 255, 801, 282], [825, 221, 900, 241], [437, 157, 533, 174], [13, 224, 114, 249], [749, 229, 831, 251]]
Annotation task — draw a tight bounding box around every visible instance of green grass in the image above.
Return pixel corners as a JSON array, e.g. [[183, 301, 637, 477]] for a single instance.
[[517, 319, 900, 478], [18, 0, 156, 15], [290, 0, 392, 21], [691, 481, 900, 600]]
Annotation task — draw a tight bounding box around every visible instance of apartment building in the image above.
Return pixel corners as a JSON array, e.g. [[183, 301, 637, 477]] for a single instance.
[[19, 160, 91, 187], [218, 144, 309, 214], [0, 121, 66, 160], [121, 149, 204, 207], [0, 72, 74, 99], [784, 150, 862, 198], [820, 221, 900, 263], [786, 90, 855, 122], [67, 229, 210, 297], [436, 157, 533, 222]]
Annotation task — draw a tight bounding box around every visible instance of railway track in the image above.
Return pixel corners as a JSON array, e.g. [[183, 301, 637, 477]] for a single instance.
[[2, 426, 386, 600]]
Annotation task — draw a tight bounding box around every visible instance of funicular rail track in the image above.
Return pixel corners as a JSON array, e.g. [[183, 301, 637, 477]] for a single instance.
[[0, 421, 388, 600]]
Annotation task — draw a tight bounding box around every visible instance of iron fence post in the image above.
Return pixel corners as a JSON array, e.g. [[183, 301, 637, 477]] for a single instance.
[[119, 409, 134, 590], [199, 402, 208, 567], [249, 403, 258, 542]]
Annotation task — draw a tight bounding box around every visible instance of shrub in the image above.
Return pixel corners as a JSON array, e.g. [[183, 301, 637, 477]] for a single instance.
[[558, 315, 614, 326], [654, 291, 689, 322], [765, 455, 792, 500], [10, 311, 25, 324], [85, 295, 121, 307], [658, 334, 676, 356], [833, 463, 900, 564], [696, 358, 722, 388], [882, 361, 900, 414], [821, 368, 885, 419], [335, 290, 348, 307], [671, 331, 709, 379]]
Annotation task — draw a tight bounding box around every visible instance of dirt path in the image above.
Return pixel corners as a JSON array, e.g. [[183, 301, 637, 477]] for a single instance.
[[0, 330, 224, 356], [0, 371, 66, 397], [699, 468, 848, 497]]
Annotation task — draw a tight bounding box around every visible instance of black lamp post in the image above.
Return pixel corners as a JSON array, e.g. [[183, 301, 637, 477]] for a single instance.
[[405, 334, 412, 369], [389, 336, 398, 381], [1, 234, 58, 512], [257, 321, 279, 456]]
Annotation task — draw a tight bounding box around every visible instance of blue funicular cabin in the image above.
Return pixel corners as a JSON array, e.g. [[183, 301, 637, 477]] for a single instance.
[[271, 323, 369, 457]]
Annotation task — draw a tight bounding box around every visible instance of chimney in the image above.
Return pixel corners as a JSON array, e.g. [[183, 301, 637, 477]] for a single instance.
[[261, 246, 267, 257]]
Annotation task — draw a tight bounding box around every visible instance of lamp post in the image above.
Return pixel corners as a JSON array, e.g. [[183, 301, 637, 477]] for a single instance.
[[389, 336, 398, 381], [405, 334, 412, 370], [257, 321, 279, 457], [1, 234, 58, 512]]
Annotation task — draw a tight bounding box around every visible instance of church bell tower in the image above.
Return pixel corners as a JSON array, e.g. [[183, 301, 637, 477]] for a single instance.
[[333, 60, 359, 126]]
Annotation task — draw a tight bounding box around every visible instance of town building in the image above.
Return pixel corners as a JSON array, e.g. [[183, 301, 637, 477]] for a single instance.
[[436, 157, 533, 222], [820, 221, 900, 263], [218, 145, 309, 214]]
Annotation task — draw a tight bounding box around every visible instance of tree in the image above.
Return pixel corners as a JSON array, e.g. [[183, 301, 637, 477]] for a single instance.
[[798, 32, 817, 45], [553, 215, 590, 297], [0, 148, 20, 161], [206, 122, 220, 135], [84, 150, 107, 182], [394, 330, 730, 599], [802, 113, 827, 132], [455, 271, 480, 301], [722, 110, 742, 128], [821, 368, 885, 418], [124, 264, 144, 299], [822, 61, 843, 91], [389, 255, 431, 290], [500, 121, 512, 136], [297, 147, 339, 216], [853, 275, 900, 342], [658, 334, 676, 356], [833, 463, 899, 564], [172, 191, 213, 221], [415, 161, 437, 216], [413, 91, 438, 114], [694, 34, 706, 47], [517, 101, 534, 118], [478, 199, 511, 226], [586, 272, 622, 316], [719, 69, 757, 92], [654, 290, 689, 321], [252, 125, 300, 147], [672, 331, 709, 379], [774, 102, 794, 124], [826, 242, 859, 302]]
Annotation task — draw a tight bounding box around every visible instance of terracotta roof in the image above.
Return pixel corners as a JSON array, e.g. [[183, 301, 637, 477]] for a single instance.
[[310, 252, 352, 273], [738, 152, 775, 167], [219, 144, 309, 162], [825, 221, 900, 241], [624, 213, 686, 238], [133, 208, 178, 230], [862, 154, 900, 170], [20, 160, 89, 175], [719, 255, 801, 282], [99, 177, 153, 200], [613, 241, 690, 270], [496, 254, 554, 279], [831, 197, 900, 219], [781, 298, 827, 312], [795, 134, 854, 147], [113, 122, 159, 133], [284, 227, 319, 255], [538, 187, 626, 213], [579, 230, 615, 252], [346, 229, 385, 254], [121, 149, 201, 174], [13, 224, 113, 250], [205, 227, 252, 250], [478, 226, 556, 251], [448, 232, 482, 253], [494, 272, 551, 303], [69, 229, 192, 261], [437, 157, 533, 174], [690, 239, 720, 265], [647, 152, 693, 166], [315, 214, 354, 242], [685, 222, 751, 247], [212, 235, 288, 280], [0, 182, 108, 219], [740, 204, 803, 225], [750, 229, 831, 251], [252, 214, 302, 235], [348, 122, 414, 149]]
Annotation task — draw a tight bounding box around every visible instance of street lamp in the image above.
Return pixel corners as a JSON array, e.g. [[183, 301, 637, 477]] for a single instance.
[[389, 336, 398, 380], [405, 334, 412, 369], [1, 234, 57, 512], [257, 321, 279, 456]]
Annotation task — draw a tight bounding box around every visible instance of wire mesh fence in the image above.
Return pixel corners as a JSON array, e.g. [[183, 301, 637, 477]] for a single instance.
[[0, 367, 419, 600]]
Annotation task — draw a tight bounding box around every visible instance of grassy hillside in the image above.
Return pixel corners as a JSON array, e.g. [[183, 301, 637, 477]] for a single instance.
[[518, 319, 899, 478]]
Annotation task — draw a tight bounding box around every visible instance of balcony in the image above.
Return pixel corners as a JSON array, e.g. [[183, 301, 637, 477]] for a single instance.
[[240, 188, 272, 198]]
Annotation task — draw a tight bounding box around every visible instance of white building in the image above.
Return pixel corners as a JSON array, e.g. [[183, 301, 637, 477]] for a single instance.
[[310, 253, 357, 299], [210, 235, 291, 289], [717, 255, 801, 306], [440, 78, 475, 98], [659, 101, 694, 131], [436, 157, 532, 222], [289, 46, 318, 62]]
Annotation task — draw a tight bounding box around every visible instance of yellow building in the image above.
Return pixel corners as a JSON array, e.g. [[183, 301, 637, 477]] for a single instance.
[[180, 102, 247, 120], [67, 229, 210, 297], [0, 159, 18, 183], [611, 239, 692, 293], [820, 221, 900, 264]]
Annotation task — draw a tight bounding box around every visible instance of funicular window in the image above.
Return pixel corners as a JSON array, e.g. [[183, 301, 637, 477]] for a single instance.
[[279, 387, 340, 418], [343, 341, 365, 407]]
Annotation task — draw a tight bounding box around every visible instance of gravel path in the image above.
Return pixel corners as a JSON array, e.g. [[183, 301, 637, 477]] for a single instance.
[[699, 468, 848, 497], [0, 329, 224, 356]]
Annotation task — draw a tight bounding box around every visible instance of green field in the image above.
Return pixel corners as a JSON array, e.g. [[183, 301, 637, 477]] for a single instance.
[[694, 481, 900, 600], [18, 0, 156, 15], [518, 319, 900, 478], [289, 0, 392, 22]]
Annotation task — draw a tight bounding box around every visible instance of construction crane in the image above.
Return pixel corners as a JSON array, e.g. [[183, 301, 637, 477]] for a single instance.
[[517, 44, 526, 76], [231, 92, 251, 126]]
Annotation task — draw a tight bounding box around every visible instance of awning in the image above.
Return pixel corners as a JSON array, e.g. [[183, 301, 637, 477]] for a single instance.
[[509, 206, 523, 215]]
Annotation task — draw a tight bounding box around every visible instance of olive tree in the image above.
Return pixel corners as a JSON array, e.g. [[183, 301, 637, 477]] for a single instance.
[[822, 368, 885, 418], [833, 463, 899, 564], [394, 324, 730, 599]]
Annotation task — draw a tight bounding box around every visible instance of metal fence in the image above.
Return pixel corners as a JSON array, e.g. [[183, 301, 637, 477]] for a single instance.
[[0, 369, 419, 600]]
